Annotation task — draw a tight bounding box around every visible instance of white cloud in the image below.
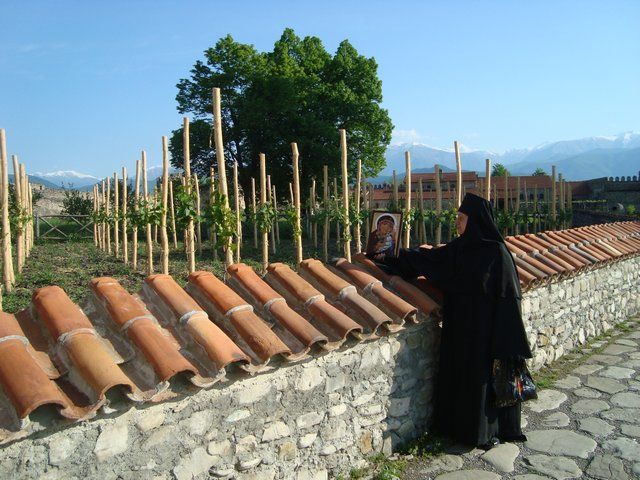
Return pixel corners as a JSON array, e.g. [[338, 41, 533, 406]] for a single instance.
[[391, 129, 422, 145]]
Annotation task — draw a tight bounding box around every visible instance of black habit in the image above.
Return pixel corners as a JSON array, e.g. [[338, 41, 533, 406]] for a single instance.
[[381, 193, 532, 446]]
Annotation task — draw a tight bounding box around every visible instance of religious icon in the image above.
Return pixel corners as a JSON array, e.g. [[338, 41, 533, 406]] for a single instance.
[[366, 211, 403, 257]]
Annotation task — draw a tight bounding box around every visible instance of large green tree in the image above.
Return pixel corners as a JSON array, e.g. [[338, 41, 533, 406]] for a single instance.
[[170, 29, 393, 192]]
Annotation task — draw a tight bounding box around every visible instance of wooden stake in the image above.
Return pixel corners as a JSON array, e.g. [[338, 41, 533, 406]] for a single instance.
[[19, 164, 28, 268], [485, 158, 491, 201], [551, 165, 557, 224], [0, 129, 14, 292], [454, 141, 462, 208], [122, 167, 128, 264], [251, 177, 258, 248], [195, 173, 202, 257], [169, 178, 178, 249], [392, 170, 398, 208], [206, 168, 217, 261], [183, 117, 196, 273], [260, 153, 268, 273], [212, 87, 233, 267], [323, 165, 329, 263], [267, 175, 276, 255], [106, 176, 112, 255], [93, 184, 99, 247], [273, 185, 280, 245], [292, 143, 302, 265], [233, 162, 241, 263], [333, 177, 340, 245], [403, 151, 412, 248], [12, 156, 24, 273], [354, 159, 362, 253], [114, 171, 119, 258], [133, 159, 140, 270], [311, 178, 318, 248], [435, 165, 442, 245], [418, 178, 426, 244], [142, 151, 153, 274], [503, 172, 509, 214], [101, 180, 106, 252], [340, 129, 351, 262], [160, 136, 170, 274]]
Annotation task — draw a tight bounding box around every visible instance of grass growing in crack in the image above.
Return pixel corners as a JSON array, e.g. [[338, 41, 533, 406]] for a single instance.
[[532, 318, 636, 389], [399, 432, 452, 459], [369, 453, 407, 480]]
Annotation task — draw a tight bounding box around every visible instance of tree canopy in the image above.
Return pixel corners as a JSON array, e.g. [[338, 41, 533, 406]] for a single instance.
[[170, 29, 393, 193], [532, 167, 547, 176], [491, 163, 510, 177]]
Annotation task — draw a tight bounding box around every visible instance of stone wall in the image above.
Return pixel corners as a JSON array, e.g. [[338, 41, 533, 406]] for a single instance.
[[522, 256, 640, 370], [0, 256, 639, 479]]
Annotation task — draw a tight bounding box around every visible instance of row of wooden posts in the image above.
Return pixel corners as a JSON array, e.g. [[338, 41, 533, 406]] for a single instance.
[[0, 129, 36, 309]]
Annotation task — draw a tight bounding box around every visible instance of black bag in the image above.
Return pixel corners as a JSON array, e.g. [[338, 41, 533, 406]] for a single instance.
[[492, 357, 538, 408]]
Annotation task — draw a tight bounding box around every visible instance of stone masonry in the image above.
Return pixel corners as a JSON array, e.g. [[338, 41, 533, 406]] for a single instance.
[[0, 255, 638, 479]]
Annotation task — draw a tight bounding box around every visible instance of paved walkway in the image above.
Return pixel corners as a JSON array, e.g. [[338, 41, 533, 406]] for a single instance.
[[404, 316, 640, 479]]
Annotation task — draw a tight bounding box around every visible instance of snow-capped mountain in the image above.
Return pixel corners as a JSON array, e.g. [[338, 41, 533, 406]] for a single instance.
[[33, 170, 100, 189], [384, 132, 640, 180]]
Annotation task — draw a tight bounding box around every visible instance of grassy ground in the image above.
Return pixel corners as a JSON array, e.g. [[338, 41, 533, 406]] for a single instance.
[[1, 233, 346, 313]]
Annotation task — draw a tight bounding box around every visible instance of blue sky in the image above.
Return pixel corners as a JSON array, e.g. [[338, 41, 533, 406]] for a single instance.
[[1, 0, 639, 177]]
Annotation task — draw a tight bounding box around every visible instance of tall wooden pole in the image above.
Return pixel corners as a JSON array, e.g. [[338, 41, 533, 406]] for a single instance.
[[12, 156, 24, 273], [101, 180, 106, 252], [93, 184, 99, 248], [106, 176, 112, 255], [435, 165, 442, 245], [113, 171, 119, 258], [251, 177, 257, 248], [291, 143, 303, 265], [267, 175, 276, 255], [195, 173, 202, 257], [19, 164, 28, 269], [169, 178, 178, 249], [183, 117, 196, 273], [403, 151, 412, 248], [333, 178, 340, 245], [142, 151, 153, 274], [418, 178, 426, 244], [311, 179, 318, 248], [122, 167, 128, 264], [233, 161, 241, 263], [273, 185, 280, 245], [454, 141, 462, 208], [322, 165, 329, 263], [132, 159, 140, 270], [340, 129, 351, 262], [354, 159, 362, 253], [208, 168, 218, 261], [260, 153, 268, 273], [392, 170, 398, 209], [551, 165, 557, 225], [485, 158, 491, 201], [161, 136, 170, 274], [212, 88, 233, 267], [0, 129, 14, 291]]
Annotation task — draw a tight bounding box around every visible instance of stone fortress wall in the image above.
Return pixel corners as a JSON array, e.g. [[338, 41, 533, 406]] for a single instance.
[[0, 255, 638, 480]]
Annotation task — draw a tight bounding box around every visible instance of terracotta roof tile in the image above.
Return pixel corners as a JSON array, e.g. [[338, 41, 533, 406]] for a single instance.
[[332, 258, 418, 325], [352, 253, 441, 317], [0, 312, 88, 422], [31, 286, 143, 405], [142, 274, 250, 373], [0, 220, 636, 441], [186, 271, 292, 365], [299, 259, 393, 336], [265, 263, 363, 346], [89, 278, 210, 388], [226, 263, 328, 355]]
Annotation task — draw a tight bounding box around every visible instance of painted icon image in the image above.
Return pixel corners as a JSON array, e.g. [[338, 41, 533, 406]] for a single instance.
[[366, 211, 403, 257]]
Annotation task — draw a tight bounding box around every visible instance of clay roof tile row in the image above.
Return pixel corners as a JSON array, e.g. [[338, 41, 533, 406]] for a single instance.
[[0, 221, 637, 444]]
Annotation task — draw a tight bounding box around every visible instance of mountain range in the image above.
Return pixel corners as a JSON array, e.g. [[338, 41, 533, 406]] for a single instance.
[[28, 132, 640, 189], [381, 131, 640, 181]]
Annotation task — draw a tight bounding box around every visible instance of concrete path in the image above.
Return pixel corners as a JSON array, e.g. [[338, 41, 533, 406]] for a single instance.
[[404, 316, 640, 479]]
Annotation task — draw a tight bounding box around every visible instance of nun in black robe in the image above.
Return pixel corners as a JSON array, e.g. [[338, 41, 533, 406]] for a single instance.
[[374, 193, 532, 448]]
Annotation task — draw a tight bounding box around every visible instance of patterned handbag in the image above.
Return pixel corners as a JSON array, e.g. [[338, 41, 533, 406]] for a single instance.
[[492, 357, 538, 408]]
